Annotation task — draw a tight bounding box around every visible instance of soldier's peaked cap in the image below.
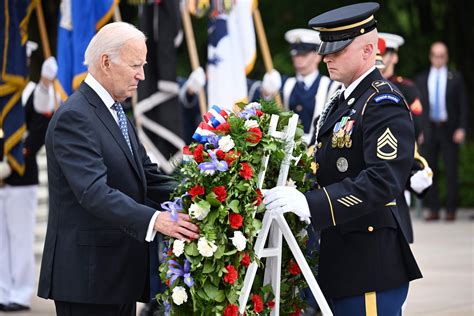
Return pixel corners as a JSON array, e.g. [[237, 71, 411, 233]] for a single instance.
[[308, 2, 380, 56]]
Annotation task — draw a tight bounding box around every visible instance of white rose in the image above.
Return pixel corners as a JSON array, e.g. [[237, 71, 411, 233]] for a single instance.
[[172, 239, 185, 257], [244, 119, 259, 130], [230, 231, 247, 251], [245, 102, 261, 110], [201, 169, 216, 176], [197, 237, 218, 257], [218, 135, 235, 152], [172, 286, 188, 305], [189, 203, 210, 221]]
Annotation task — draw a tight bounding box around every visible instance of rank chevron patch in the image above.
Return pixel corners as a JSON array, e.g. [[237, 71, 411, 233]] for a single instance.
[[377, 128, 398, 160]]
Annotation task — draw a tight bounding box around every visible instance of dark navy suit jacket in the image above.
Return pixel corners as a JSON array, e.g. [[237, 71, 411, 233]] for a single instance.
[[38, 82, 175, 304]]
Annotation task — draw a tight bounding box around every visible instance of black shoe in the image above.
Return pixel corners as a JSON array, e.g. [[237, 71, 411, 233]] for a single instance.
[[3, 303, 30, 312]]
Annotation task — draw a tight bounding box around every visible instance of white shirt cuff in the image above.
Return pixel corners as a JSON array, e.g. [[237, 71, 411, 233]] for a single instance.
[[145, 211, 161, 242]]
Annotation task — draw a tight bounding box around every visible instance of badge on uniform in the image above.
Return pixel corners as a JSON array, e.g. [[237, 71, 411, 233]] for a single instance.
[[377, 127, 398, 160], [332, 112, 356, 148]]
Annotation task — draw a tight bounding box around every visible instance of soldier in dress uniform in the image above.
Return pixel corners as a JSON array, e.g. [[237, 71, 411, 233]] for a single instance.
[[0, 51, 59, 312], [264, 3, 422, 315], [376, 35, 433, 244], [259, 29, 340, 143]]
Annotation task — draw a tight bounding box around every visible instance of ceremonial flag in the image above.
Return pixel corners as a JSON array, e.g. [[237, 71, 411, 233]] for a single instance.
[[207, 0, 256, 110], [0, 0, 38, 175], [136, 0, 185, 174], [56, 0, 118, 100]]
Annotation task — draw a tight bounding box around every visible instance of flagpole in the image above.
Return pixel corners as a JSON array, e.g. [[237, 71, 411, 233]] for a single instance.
[[180, 0, 207, 117], [35, 0, 59, 110], [252, 6, 283, 107]]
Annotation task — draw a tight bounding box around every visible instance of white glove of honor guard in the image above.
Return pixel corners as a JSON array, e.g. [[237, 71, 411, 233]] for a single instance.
[[262, 69, 282, 95], [410, 167, 433, 194], [0, 159, 12, 180], [263, 186, 311, 222], [186, 67, 206, 93], [41, 56, 58, 81]]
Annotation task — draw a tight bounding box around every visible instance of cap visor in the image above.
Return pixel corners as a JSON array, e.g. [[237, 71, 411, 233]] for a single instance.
[[318, 39, 353, 55]]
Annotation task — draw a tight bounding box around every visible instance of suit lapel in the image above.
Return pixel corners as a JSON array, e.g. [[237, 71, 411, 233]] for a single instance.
[[79, 83, 142, 179], [319, 69, 382, 136], [127, 120, 146, 185]]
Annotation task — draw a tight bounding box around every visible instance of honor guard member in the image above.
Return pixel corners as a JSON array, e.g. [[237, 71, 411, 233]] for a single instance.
[[0, 52, 59, 312], [376, 36, 433, 243], [378, 33, 424, 142], [260, 29, 340, 143], [263, 3, 422, 315]]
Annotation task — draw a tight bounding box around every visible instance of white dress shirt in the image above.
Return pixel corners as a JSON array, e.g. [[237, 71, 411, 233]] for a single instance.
[[84, 73, 159, 242], [296, 70, 319, 90]]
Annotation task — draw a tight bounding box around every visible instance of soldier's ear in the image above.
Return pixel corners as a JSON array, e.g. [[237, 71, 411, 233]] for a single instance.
[[362, 42, 374, 59]]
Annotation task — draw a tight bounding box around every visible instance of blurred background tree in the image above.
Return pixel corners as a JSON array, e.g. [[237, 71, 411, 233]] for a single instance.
[[27, 0, 474, 206]]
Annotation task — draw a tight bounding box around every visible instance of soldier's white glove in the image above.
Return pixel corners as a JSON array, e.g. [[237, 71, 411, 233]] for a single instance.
[[0, 159, 12, 180], [410, 167, 433, 194], [263, 186, 311, 222], [186, 67, 206, 93], [41, 56, 58, 81], [262, 69, 282, 95]]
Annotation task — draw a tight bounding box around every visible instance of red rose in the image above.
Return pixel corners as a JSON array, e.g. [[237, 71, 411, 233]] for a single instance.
[[213, 186, 227, 202], [255, 189, 263, 206], [241, 252, 250, 267], [223, 265, 238, 285], [256, 109, 264, 117], [239, 162, 253, 180], [267, 301, 275, 309], [224, 150, 237, 166], [183, 146, 191, 155], [288, 259, 301, 275], [229, 213, 243, 229], [216, 122, 231, 133], [193, 144, 204, 163], [216, 149, 225, 160], [165, 279, 170, 286], [224, 304, 239, 316], [245, 127, 262, 143], [189, 185, 205, 200], [291, 305, 302, 316], [251, 294, 264, 313]]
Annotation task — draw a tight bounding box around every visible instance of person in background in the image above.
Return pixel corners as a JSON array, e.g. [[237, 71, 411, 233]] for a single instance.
[[264, 3, 422, 314], [37, 22, 199, 316], [0, 42, 59, 312], [260, 28, 340, 143], [377, 34, 432, 243], [415, 41, 468, 221]]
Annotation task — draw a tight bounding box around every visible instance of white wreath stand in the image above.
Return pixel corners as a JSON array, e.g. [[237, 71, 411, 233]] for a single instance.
[[239, 114, 333, 315]]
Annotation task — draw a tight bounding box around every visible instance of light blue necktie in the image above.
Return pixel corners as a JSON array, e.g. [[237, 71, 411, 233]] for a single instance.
[[434, 72, 440, 121], [112, 102, 133, 154]]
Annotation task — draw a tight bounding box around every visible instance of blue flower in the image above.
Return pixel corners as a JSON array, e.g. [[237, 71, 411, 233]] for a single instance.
[[198, 151, 228, 173], [160, 197, 183, 221], [167, 258, 194, 288]]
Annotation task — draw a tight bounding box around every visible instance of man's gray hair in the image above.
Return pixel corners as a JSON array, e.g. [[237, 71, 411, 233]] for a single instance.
[[84, 22, 146, 68]]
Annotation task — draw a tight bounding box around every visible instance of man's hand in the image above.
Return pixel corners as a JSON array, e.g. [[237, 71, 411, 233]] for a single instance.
[[263, 186, 311, 221], [186, 67, 206, 94], [262, 69, 282, 96], [453, 128, 465, 144], [154, 212, 200, 242], [41, 56, 58, 81], [410, 167, 433, 194]]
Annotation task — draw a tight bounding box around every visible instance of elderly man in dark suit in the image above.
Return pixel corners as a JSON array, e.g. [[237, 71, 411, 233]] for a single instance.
[[415, 41, 469, 221], [37, 22, 199, 316]]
